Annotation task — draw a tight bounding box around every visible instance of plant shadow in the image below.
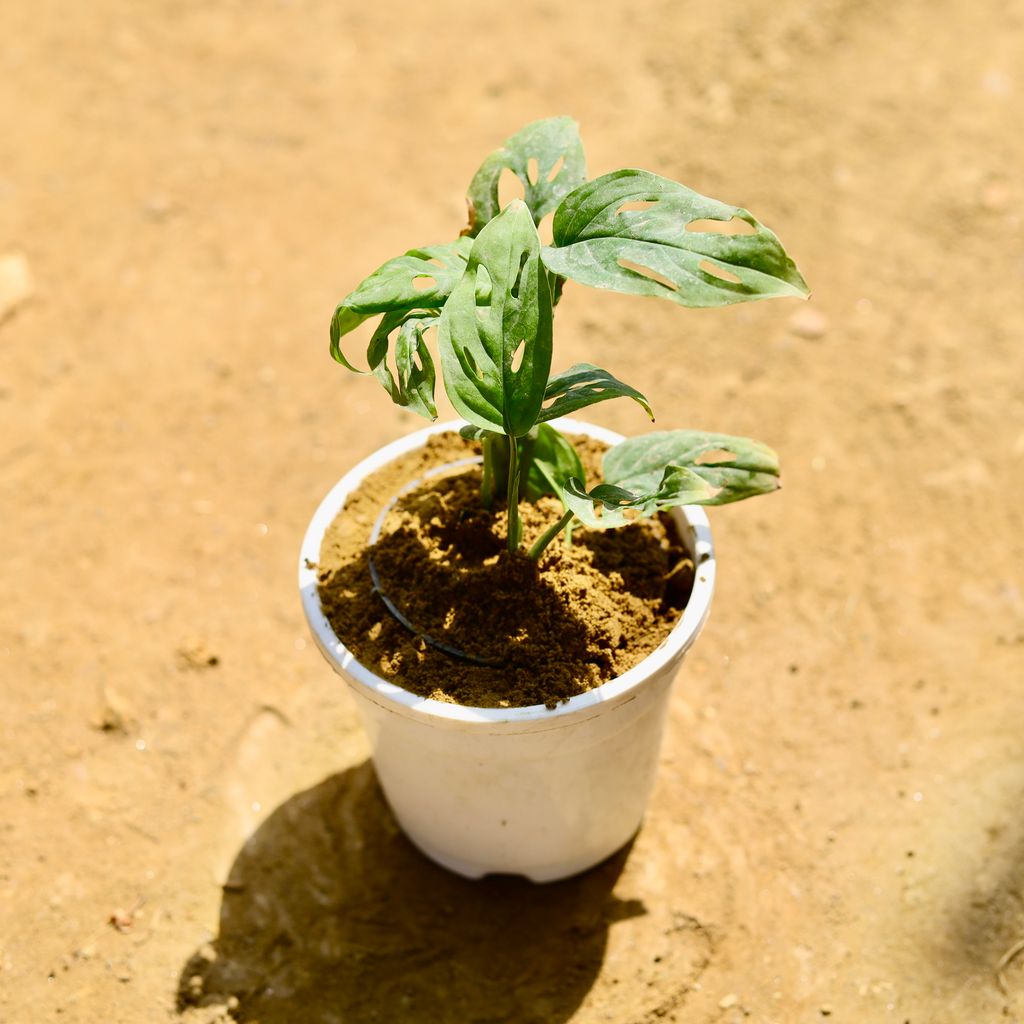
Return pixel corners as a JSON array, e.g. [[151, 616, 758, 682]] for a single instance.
[[178, 761, 644, 1023], [942, 784, 1024, 990]]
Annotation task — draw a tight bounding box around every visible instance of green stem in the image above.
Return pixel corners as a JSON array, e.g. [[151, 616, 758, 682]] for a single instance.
[[506, 437, 521, 554], [528, 510, 574, 560], [481, 436, 495, 509]]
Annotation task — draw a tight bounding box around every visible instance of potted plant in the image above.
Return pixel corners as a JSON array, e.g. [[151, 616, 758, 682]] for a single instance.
[[300, 117, 808, 881]]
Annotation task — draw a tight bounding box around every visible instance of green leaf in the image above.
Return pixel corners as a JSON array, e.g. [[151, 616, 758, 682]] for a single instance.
[[564, 429, 781, 529], [438, 201, 553, 437], [366, 311, 439, 420], [523, 424, 585, 506], [458, 424, 491, 442], [563, 466, 718, 529], [466, 117, 587, 235], [329, 237, 473, 370], [537, 363, 653, 423], [605, 430, 780, 501], [542, 169, 808, 308], [346, 237, 474, 313], [330, 307, 371, 371]]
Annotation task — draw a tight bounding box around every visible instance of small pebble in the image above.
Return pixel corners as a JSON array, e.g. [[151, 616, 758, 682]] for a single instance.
[[719, 993, 738, 1009], [0, 252, 34, 324], [176, 638, 219, 670], [789, 307, 829, 340], [980, 180, 1010, 212], [108, 907, 134, 932]]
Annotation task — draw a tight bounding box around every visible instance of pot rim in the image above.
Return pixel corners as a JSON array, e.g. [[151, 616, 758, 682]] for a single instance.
[[299, 417, 716, 725]]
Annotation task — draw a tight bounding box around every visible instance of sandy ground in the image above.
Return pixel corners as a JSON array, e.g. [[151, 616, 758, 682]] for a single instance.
[[2, 0, 1023, 1021]]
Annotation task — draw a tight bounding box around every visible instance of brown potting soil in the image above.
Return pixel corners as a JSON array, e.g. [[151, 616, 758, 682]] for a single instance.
[[317, 432, 694, 708]]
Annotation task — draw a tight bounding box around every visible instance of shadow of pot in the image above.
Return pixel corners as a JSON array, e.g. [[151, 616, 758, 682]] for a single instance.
[[177, 761, 645, 1023]]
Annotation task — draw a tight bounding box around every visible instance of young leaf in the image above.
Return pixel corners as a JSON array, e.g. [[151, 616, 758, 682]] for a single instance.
[[438, 201, 553, 437], [563, 466, 718, 529], [330, 237, 474, 369], [605, 430, 780, 501], [565, 430, 781, 529], [522, 424, 585, 505], [330, 307, 371, 371], [458, 424, 491, 442], [346, 237, 475, 313], [466, 117, 587, 235], [366, 311, 439, 420], [537, 363, 654, 423], [541, 169, 808, 308]]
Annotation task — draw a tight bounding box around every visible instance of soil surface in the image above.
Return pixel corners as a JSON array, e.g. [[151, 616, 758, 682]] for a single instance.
[[317, 432, 692, 708], [3, 2, 1024, 1023]]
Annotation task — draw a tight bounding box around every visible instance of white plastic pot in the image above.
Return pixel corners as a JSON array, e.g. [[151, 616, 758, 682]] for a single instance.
[[299, 418, 715, 883]]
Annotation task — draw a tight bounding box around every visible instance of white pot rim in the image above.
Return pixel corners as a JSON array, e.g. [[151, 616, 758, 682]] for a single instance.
[[299, 417, 716, 726]]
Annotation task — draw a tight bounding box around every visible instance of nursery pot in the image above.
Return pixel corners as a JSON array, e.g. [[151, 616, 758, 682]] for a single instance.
[[299, 418, 716, 883]]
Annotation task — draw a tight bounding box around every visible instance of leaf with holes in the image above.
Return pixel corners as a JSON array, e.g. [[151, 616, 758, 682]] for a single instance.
[[330, 237, 474, 370], [541, 169, 808, 308], [564, 430, 780, 529], [538, 363, 654, 423], [522, 424, 585, 505], [438, 201, 552, 437], [466, 117, 587, 235], [604, 430, 780, 503], [366, 310, 439, 421]]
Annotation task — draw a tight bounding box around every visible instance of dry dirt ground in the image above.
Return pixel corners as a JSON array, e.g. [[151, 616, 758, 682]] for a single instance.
[[2, 1, 1023, 1021]]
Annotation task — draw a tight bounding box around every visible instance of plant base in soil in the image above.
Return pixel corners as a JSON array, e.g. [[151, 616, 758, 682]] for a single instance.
[[316, 432, 694, 708]]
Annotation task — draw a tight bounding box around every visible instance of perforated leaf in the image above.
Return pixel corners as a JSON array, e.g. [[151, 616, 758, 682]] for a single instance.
[[537, 363, 653, 423], [565, 429, 780, 529], [466, 117, 587, 235], [367, 311, 439, 420], [438, 201, 552, 437], [330, 237, 473, 370], [541, 169, 808, 308], [605, 430, 780, 500]]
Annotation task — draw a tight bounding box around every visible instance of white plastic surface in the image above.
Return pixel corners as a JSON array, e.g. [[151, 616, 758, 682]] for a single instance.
[[299, 418, 716, 882]]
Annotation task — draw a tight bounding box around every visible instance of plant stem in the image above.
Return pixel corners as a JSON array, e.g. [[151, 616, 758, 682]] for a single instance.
[[528, 510, 574, 560], [506, 436, 521, 553], [481, 435, 495, 509]]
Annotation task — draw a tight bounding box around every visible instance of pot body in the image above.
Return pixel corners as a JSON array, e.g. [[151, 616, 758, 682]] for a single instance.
[[299, 419, 716, 883]]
